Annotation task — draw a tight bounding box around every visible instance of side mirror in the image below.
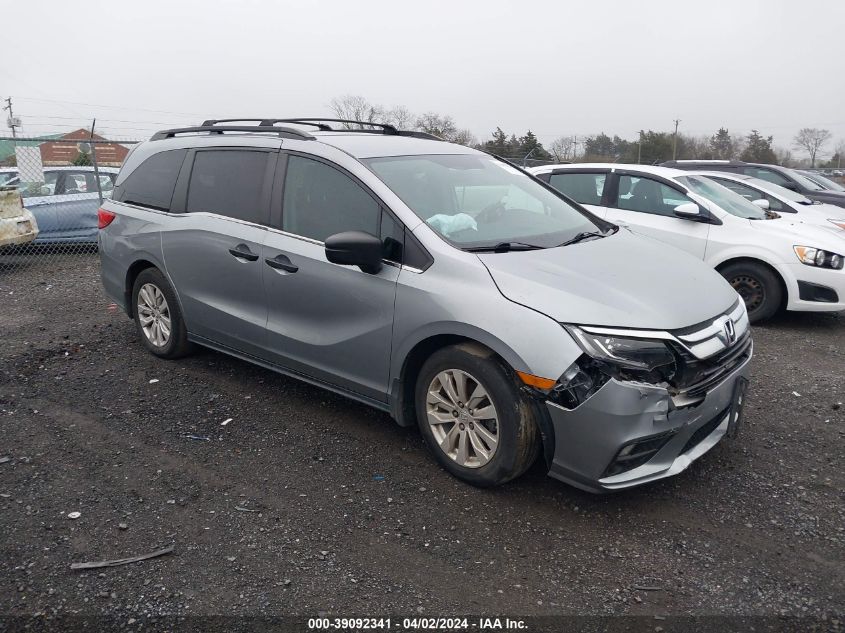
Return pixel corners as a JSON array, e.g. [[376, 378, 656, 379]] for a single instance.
[[325, 231, 383, 274], [752, 198, 770, 210], [673, 202, 702, 219]]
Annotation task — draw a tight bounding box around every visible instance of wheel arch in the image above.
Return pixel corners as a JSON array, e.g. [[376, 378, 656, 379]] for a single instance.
[[715, 256, 789, 311], [389, 331, 556, 471]]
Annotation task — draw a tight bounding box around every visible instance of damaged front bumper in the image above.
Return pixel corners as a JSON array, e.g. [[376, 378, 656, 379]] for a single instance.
[[544, 345, 752, 493], [0, 210, 39, 247]]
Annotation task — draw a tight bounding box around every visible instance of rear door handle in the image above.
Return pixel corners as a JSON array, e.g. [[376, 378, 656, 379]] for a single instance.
[[265, 253, 299, 273], [228, 244, 259, 262]]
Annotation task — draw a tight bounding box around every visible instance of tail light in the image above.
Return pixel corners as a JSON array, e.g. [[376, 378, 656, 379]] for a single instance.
[[98, 208, 116, 229]]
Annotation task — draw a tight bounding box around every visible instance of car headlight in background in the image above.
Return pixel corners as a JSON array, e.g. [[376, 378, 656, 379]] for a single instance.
[[794, 246, 845, 270]]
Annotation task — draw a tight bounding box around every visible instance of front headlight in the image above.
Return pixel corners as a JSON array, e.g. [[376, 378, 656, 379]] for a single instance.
[[548, 327, 678, 410], [565, 326, 676, 371], [794, 245, 845, 270]]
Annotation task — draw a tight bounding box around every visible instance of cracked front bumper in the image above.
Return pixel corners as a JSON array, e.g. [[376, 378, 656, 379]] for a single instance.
[[544, 346, 752, 493]]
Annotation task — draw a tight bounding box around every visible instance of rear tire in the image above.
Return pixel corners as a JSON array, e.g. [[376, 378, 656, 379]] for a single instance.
[[132, 268, 192, 359], [415, 343, 539, 487], [720, 261, 783, 323]]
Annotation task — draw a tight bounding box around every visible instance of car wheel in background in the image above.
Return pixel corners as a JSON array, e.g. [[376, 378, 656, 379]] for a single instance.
[[415, 343, 539, 487], [132, 268, 192, 359], [720, 261, 782, 323]]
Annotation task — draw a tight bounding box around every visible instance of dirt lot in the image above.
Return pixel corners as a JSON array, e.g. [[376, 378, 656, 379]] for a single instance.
[[1, 252, 843, 631]]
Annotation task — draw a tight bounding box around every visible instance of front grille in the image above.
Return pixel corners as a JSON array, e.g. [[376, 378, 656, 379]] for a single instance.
[[670, 333, 752, 398], [681, 406, 728, 454]]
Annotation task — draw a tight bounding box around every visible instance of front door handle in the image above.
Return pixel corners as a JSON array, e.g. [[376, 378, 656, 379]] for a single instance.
[[265, 254, 299, 273], [228, 244, 259, 261]]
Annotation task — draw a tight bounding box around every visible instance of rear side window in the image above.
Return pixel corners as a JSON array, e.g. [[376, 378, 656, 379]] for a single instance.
[[187, 150, 269, 223], [282, 155, 380, 242], [742, 167, 792, 188], [548, 172, 606, 205], [118, 149, 186, 211]]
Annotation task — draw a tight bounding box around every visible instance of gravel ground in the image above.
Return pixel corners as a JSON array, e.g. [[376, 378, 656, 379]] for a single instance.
[[0, 252, 843, 631]]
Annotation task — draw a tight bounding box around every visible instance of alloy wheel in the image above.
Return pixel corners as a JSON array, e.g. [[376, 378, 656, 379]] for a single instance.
[[137, 283, 172, 347], [426, 369, 499, 468]]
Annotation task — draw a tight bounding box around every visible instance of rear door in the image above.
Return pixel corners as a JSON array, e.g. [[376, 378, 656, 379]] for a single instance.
[[160, 147, 277, 357], [604, 172, 710, 259], [261, 152, 400, 402], [543, 169, 610, 217]]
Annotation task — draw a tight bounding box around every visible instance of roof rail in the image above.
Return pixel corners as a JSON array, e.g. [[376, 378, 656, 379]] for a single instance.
[[201, 117, 442, 141], [150, 125, 315, 141]]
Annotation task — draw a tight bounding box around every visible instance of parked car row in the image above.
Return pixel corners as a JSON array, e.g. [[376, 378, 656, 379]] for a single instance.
[[0, 166, 118, 245], [99, 118, 756, 493], [529, 163, 845, 322]]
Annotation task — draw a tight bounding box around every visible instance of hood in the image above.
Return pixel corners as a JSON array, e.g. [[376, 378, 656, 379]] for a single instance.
[[750, 217, 845, 251], [478, 229, 738, 330]]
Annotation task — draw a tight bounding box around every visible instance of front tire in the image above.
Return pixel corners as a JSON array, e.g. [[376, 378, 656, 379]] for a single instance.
[[720, 261, 783, 323], [132, 268, 192, 359], [415, 343, 539, 487]]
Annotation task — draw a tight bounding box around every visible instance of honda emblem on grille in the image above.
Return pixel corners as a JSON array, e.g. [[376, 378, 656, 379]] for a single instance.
[[723, 319, 736, 344]]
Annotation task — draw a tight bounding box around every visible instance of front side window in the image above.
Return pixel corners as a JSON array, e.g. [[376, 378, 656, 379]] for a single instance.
[[677, 176, 767, 220], [282, 155, 380, 242], [118, 149, 187, 211], [187, 150, 269, 223], [548, 172, 606, 206], [365, 154, 604, 249], [614, 175, 695, 217]]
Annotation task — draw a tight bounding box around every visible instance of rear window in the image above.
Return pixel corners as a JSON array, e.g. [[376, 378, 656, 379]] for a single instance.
[[117, 149, 187, 211]]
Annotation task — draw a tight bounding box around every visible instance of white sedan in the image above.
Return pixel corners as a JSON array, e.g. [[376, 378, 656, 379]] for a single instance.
[[529, 163, 845, 322], [684, 170, 845, 235]]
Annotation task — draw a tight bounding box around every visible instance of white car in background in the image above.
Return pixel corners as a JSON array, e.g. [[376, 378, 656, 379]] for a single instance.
[[0, 187, 39, 247], [684, 170, 845, 235], [530, 164, 845, 322]]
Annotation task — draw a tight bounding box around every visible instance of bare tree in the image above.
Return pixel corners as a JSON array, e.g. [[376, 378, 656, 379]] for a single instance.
[[793, 128, 832, 167], [450, 128, 477, 147], [382, 105, 414, 129], [328, 95, 384, 128], [550, 136, 574, 162], [415, 112, 457, 140], [774, 146, 794, 167]]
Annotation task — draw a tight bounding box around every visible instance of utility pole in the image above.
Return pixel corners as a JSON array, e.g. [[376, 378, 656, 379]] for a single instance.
[[672, 118, 681, 160], [572, 135, 579, 161], [637, 131, 643, 164], [3, 97, 18, 139]]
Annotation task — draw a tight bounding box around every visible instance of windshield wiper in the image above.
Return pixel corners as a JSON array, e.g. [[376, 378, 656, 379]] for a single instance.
[[465, 241, 546, 253], [556, 230, 608, 248]]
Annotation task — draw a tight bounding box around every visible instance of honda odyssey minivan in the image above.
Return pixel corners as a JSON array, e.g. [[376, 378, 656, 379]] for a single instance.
[[98, 118, 752, 493]]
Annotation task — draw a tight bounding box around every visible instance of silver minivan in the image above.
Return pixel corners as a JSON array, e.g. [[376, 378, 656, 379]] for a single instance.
[[98, 118, 752, 492]]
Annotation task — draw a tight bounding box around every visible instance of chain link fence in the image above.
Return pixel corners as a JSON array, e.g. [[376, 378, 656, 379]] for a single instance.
[[0, 134, 141, 279]]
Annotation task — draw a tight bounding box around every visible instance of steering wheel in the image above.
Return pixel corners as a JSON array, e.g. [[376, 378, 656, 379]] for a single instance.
[[476, 200, 507, 223]]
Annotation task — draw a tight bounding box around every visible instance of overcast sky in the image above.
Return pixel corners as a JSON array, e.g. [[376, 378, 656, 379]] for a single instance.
[[3, 0, 844, 158]]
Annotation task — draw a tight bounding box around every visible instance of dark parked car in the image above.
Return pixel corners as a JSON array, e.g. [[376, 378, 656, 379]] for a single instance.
[[661, 160, 845, 209]]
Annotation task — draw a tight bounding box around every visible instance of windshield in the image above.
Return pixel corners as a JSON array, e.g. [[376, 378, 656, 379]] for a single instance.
[[785, 168, 825, 191], [745, 177, 813, 203], [364, 154, 606, 249], [677, 175, 767, 220], [801, 171, 845, 192]]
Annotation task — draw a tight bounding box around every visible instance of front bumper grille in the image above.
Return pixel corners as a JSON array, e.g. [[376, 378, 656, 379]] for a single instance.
[[671, 333, 752, 398]]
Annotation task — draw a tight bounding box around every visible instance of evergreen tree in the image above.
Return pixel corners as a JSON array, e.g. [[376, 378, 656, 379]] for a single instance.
[[740, 130, 777, 164]]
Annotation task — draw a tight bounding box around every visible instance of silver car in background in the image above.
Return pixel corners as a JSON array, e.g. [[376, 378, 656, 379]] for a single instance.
[[98, 118, 752, 493]]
